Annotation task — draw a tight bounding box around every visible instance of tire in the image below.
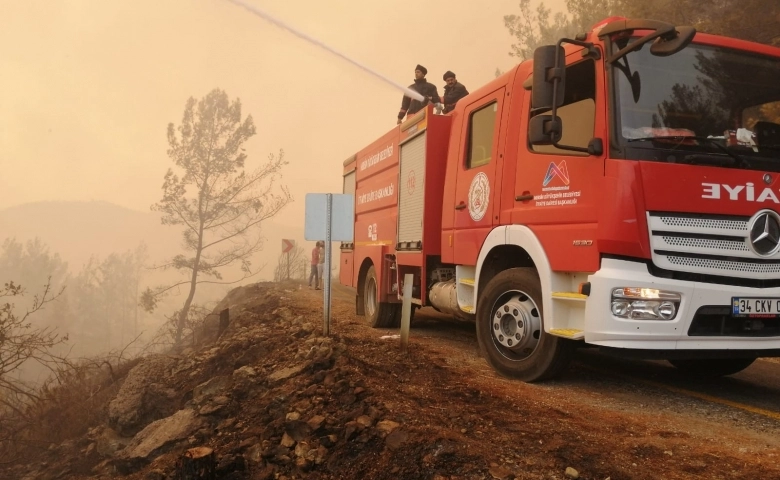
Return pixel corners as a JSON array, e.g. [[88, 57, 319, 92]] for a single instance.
[[363, 265, 401, 328], [668, 358, 756, 377], [476, 267, 575, 382]]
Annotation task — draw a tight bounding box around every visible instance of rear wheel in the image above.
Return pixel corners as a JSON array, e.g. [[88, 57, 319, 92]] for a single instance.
[[668, 358, 756, 377], [476, 268, 575, 382], [364, 265, 400, 328]]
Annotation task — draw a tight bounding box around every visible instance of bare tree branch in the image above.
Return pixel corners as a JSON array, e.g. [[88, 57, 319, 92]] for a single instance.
[[145, 89, 292, 344]]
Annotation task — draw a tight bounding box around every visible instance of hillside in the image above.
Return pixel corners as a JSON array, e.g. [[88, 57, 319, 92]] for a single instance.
[[0, 201, 306, 281], [1, 282, 777, 480]]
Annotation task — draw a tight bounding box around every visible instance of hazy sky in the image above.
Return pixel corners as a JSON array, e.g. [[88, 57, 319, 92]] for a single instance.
[[0, 0, 565, 230]]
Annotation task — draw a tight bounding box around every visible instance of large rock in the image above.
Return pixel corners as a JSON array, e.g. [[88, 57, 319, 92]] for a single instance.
[[114, 409, 204, 473], [193, 375, 233, 403], [93, 426, 131, 457], [212, 283, 275, 321], [108, 355, 179, 436], [268, 364, 306, 383]]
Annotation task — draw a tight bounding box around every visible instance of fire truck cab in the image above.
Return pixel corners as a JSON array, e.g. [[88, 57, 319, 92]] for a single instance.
[[339, 17, 780, 381]]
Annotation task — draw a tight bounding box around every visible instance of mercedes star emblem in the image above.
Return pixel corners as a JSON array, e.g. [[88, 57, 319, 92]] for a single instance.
[[748, 210, 780, 257]]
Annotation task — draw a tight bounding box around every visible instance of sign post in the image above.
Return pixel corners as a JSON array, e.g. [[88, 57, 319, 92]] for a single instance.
[[305, 193, 354, 336]]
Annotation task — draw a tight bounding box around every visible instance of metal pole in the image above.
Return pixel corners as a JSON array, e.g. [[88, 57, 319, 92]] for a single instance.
[[323, 194, 333, 336], [286, 251, 290, 280], [400, 273, 413, 353]]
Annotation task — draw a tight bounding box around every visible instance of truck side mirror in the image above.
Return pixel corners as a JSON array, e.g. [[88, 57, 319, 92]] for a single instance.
[[528, 115, 561, 145], [529, 39, 601, 155], [532, 45, 565, 110], [650, 26, 696, 56], [599, 20, 697, 63], [529, 115, 604, 155]]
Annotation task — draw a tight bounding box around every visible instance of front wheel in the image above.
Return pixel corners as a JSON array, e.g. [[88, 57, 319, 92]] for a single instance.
[[363, 265, 400, 328], [668, 358, 756, 377], [476, 268, 575, 382]]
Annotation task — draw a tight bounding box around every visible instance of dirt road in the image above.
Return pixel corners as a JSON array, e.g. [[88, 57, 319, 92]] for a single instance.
[[310, 282, 780, 479]]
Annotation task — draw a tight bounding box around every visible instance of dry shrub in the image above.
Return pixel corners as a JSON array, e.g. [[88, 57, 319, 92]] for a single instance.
[[0, 341, 144, 464]]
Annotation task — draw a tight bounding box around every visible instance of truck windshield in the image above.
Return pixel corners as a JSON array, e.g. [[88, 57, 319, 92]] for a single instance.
[[613, 39, 780, 170]]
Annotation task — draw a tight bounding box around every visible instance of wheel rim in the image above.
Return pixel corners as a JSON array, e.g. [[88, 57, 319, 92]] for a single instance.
[[490, 290, 542, 361], [366, 277, 378, 317]]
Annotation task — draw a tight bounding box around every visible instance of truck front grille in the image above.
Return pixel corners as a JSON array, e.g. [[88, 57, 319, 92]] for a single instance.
[[663, 254, 780, 274], [655, 216, 746, 231], [648, 212, 780, 280]]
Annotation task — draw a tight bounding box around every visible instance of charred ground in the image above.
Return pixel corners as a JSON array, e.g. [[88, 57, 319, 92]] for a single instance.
[[3, 282, 779, 480]]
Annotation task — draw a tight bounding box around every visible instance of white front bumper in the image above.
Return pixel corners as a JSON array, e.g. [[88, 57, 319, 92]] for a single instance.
[[585, 258, 780, 350]]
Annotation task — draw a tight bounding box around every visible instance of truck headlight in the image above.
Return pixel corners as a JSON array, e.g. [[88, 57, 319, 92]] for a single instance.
[[610, 288, 681, 320]]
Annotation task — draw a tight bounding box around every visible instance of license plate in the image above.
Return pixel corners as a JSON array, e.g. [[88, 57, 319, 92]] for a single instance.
[[732, 297, 780, 318]]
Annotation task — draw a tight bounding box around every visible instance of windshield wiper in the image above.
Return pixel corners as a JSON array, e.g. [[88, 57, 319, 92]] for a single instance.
[[627, 135, 751, 168]]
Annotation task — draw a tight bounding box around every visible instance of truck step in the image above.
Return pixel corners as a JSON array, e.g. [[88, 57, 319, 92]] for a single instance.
[[459, 278, 475, 286], [549, 328, 584, 340], [461, 305, 474, 313], [551, 292, 587, 302]]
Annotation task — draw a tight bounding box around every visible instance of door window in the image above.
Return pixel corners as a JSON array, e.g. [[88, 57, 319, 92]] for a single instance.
[[467, 102, 498, 168], [529, 59, 596, 155]]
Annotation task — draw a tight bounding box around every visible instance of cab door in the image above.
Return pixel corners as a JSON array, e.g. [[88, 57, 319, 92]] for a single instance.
[[452, 89, 506, 265], [510, 54, 606, 272]]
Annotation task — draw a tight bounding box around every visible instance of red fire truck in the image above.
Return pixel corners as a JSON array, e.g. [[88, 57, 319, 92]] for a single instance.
[[338, 17, 780, 381]]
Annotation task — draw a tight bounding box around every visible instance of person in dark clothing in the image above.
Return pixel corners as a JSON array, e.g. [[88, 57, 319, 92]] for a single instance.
[[397, 64, 441, 124], [442, 71, 469, 114]]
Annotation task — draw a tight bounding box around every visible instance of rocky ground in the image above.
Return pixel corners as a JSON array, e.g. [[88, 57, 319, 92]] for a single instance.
[[4, 281, 780, 480]]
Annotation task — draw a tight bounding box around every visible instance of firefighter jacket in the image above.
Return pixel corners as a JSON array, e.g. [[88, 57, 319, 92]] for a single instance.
[[442, 82, 469, 114], [398, 78, 441, 120]]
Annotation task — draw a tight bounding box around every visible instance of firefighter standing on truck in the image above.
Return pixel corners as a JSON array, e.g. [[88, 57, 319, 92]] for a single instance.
[[397, 64, 441, 125], [442, 71, 469, 114]]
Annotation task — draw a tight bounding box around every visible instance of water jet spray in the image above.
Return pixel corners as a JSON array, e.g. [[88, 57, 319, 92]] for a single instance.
[[222, 0, 425, 102]]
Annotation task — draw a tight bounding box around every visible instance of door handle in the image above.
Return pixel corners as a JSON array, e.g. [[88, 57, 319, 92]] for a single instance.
[[515, 194, 534, 202], [455, 202, 467, 210]]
